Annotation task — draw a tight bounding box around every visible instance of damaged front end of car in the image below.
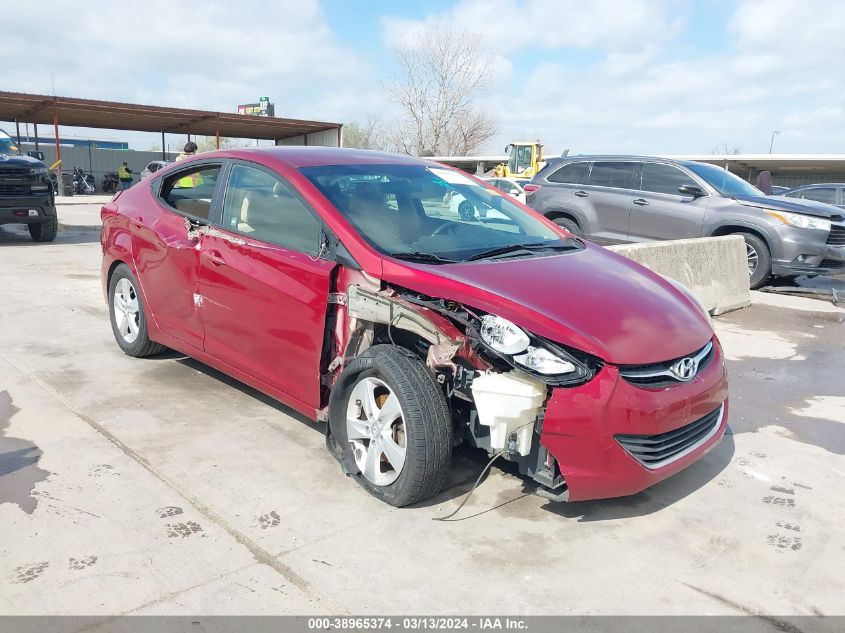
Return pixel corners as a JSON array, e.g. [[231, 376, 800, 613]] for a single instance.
[[317, 268, 601, 501]]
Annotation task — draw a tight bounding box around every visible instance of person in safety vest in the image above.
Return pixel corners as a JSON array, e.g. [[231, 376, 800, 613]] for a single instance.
[[175, 141, 202, 188], [117, 162, 133, 190]]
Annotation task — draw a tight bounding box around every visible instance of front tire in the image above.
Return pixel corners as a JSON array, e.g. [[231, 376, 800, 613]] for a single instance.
[[738, 232, 771, 289], [552, 216, 582, 236], [108, 264, 165, 357], [28, 213, 58, 242], [333, 345, 452, 507]]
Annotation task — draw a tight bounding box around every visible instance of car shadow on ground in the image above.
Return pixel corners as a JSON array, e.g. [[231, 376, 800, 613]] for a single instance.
[[138, 350, 736, 521], [0, 223, 101, 245]]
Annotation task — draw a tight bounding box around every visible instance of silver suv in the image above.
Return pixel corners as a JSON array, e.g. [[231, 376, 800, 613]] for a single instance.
[[527, 156, 845, 288]]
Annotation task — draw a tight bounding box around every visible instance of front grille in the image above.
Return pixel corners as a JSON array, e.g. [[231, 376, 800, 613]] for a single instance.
[[615, 404, 724, 469], [0, 184, 30, 196], [827, 225, 845, 246], [819, 259, 845, 269], [619, 340, 714, 388], [0, 168, 32, 177]]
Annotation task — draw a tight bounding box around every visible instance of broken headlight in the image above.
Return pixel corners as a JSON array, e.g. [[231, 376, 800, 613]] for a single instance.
[[478, 314, 593, 386], [513, 346, 576, 375], [479, 315, 530, 354]]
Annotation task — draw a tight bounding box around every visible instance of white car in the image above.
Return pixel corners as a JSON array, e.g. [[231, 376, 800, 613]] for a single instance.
[[141, 160, 171, 178], [483, 177, 527, 204]]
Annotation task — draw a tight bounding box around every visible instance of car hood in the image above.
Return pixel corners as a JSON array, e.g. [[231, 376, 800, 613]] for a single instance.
[[380, 244, 713, 365], [0, 153, 46, 168], [733, 195, 844, 220]]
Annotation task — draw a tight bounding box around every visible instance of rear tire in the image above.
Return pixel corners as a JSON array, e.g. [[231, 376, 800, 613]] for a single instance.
[[28, 213, 58, 242], [108, 264, 166, 357], [332, 345, 452, 507], [552, 216, 582, 236], [738, 232, 771, 289]]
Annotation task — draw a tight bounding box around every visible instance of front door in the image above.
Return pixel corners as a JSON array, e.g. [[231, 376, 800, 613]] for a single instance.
[[627, 162, 709, 241], [131, 162, 223, 350], [197, 161, 334, 409]]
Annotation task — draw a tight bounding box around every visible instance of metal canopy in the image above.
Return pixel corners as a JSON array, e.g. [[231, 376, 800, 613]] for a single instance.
[[0, 91, 341, 141]]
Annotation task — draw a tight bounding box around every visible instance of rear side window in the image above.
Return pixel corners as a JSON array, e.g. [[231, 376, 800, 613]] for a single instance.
[[547, 161, 588, 184], [221, 163, 321, 254], [788, 187, 836, 204], [587, 162, 637, 189], [640, 163, 696, 196], [160, 165, 221, 219]]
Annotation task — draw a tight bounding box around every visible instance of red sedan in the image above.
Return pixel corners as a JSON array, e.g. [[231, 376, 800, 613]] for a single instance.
[[101, 147, 728, 507]]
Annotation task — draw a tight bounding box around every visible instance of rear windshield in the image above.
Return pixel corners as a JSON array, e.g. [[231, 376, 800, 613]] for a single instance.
[[685, 162, 762, 197], [300, 163, 564, 261]]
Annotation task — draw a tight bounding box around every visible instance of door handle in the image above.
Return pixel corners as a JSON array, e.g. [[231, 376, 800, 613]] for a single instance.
[[633, 198, 650, 206], [201, 249, 226, 266], [574, 190, 589, 197]]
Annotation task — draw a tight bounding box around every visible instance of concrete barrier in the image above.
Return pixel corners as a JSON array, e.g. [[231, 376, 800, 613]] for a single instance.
[[608, 235, 751, 316]]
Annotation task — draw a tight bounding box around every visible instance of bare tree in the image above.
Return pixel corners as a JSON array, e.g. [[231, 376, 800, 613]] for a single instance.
[[710, 142, 743, 155], [342, 119, 385, 150], [385, 29, 497, 156], [195, 136, 250, 152]]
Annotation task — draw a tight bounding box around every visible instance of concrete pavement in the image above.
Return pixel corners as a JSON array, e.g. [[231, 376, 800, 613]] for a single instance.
[[0, 202, 843, 616]]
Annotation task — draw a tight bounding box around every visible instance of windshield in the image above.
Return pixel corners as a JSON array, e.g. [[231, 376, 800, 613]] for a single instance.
[[508, 146, 532, 175], [300, 163, 566, 262], [0, 130, 21, 156], [685, 162, 762, 197]]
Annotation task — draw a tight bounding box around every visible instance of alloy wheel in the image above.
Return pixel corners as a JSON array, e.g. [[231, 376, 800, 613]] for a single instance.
[[346, 376, 407, 486], [746, 242, 759, 275], [113, 277, 140, 344]]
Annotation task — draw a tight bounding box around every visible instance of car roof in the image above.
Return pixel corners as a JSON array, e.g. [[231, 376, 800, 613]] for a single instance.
[[217, 146, 433, 169], [547, 155, 695, 167], [785, 183, 844, 189]]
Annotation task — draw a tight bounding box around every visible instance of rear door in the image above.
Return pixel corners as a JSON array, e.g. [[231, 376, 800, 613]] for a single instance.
[[132, 161, 223, 350], [579, 161, 639, 244], [197, 160, 334, 409], [627, 162, 710, 241]]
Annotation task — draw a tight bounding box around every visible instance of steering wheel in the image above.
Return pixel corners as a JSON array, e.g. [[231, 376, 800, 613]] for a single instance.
[[432, 221, 460, 236]]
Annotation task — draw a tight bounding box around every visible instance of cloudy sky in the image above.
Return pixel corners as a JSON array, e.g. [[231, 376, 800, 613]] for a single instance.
[[3, 0, 843, 155]]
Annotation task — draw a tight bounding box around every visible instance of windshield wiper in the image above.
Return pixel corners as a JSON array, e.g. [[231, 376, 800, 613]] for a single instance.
[[464, 240, 579, 262], [391, 251, 458, 264]]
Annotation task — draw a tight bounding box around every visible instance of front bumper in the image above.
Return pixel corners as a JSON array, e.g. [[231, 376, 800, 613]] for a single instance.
[[770, 223, 845, 276], [540, 338, 729, 501], [0, 193, 55, 224]]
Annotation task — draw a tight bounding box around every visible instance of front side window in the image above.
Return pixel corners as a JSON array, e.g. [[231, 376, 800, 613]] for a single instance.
[[160, 165, 221, 219], [221, 163, 321, 254], [547, 161, 588, 185], [587, 162, 637, 189], [640, 163, 698, 196], [300, 163, 568, 262], [788, 187, 836, 205]]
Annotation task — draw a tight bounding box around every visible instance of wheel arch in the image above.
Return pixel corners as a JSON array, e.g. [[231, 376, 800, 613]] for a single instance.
[[544, 208, 584, 229], [709, 224, 773, 253]]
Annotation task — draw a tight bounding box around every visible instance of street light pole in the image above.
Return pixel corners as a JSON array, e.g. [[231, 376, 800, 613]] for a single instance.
[[769, 130, 780, 154]]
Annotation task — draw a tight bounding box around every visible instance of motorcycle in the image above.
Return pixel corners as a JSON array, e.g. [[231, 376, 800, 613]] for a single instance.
[[49, 172, 59, 195], [102, 171, 119, 194], [73, 167, 96, 195]]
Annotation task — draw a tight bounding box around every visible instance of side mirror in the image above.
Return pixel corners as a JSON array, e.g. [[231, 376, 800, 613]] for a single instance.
[[28, 151, 45, 161], [679, 184, 705, 198]]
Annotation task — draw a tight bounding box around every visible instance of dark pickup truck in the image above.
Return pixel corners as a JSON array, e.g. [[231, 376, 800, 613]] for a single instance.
[[0, 129, 58, 242]]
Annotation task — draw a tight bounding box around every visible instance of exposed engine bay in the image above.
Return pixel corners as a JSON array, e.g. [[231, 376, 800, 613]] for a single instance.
[[317, 267, 596, 497]]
